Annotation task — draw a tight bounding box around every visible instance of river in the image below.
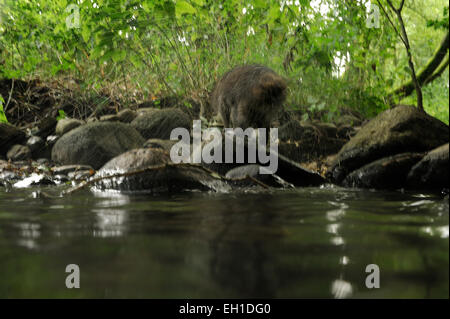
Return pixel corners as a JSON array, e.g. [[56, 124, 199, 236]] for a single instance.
[[0, 186, 448, 298]]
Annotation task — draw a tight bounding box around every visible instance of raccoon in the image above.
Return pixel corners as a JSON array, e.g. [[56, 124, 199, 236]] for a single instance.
[[210, 64, 287, 129]]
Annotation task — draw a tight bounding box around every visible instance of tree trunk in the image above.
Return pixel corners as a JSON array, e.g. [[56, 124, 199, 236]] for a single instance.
[[388, 31, 449, 103]]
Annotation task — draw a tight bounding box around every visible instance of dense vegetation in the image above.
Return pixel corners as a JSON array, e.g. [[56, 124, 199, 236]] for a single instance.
[[0, 0, 448, 124]]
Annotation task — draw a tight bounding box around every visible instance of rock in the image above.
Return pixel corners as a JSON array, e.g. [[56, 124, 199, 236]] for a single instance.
[[143, 138, 178, 152], [0, 123, 26, 156], [6, 144, 32, 161], [276, 153, 326, 187], [95, 148, 229, 192], [117, 109, 137, 123], [13, 173, 55, 188], [131, 107, 191, 139], [55, 118, 84, 136], [26, 136, 44, 153], [26, 136, 46, 159], [342, 152, 424, 189], [225, 164, 292, 188], [330, 105, 449, 184], [52, 164, 94, 175], [36, 116, 57, 138], [407, 143, 449, 190], [51, 122, 145, 169], [46, 135, 59, 146]]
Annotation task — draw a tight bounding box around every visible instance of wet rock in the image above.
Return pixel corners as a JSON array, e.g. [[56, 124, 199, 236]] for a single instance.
[[225, 164, 292, 188], [277, 153, 326, 187], [13, 173, 55, 188], [95, 148, 229, 192], [0, 123, 26, 156], [7, 144, 32, 161], [131, 107, 191, 139], [342, 152, 424, 189], [55, 118, 84, 136], [407, 143, 449, 190], [52, 164, 94, 175], [330, 105, 449, 184], [52, 121, 145, 169], [35, 116, 57, 139], [143, 138, 178, 152]]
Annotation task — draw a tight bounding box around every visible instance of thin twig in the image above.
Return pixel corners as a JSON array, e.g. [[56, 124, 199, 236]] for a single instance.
[[4, 78, 14, 111]]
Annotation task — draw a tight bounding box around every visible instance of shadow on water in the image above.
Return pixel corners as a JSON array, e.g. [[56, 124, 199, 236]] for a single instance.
[[0, 186, 448, 298]]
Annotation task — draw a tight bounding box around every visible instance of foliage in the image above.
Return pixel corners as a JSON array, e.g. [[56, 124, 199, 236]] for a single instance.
[[56, 109, 66, 121], [0, 94, 7, 123], [0, 0, 448, 123]]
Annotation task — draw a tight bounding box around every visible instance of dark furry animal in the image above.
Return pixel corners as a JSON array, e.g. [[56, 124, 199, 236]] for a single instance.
[[210, 65, 287, 128]]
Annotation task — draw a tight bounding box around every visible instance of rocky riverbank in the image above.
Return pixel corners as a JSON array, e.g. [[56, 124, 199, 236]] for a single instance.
[[1, 79, 448, 194]]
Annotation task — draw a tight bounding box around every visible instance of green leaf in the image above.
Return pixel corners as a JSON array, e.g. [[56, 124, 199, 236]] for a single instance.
[[81, 24, 91, 43], [176, 1, 196, 17], [56, 110, 66, 121], [0, 95, 8, 123], [191, 0, 204, 6]]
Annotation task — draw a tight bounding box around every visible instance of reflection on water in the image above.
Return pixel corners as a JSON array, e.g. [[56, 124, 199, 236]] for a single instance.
[[0, 186, 448, 298]]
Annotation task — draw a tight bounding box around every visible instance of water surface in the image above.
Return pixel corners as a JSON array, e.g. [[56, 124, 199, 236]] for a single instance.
[[0, 186, 448, 298]]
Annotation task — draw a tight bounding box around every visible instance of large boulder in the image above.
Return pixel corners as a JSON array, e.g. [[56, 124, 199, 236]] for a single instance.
[[342, 152, 424, 189], [407, 143, 449, 190], [52, 122, 145, 169], [131, 107, 191, 139], [95, 148, 229, 192], [0, 123, 26, 156], [330, 105, 449, 184]]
